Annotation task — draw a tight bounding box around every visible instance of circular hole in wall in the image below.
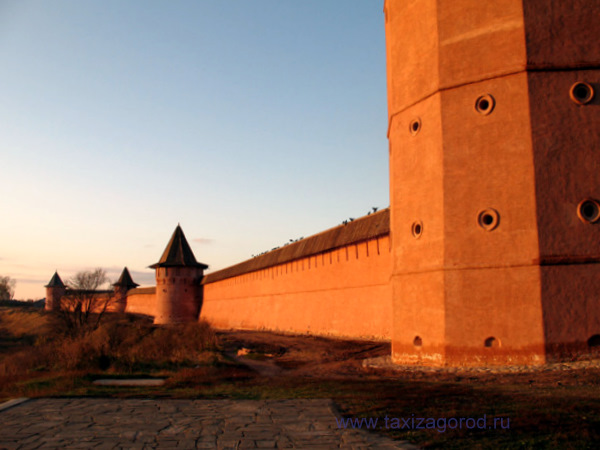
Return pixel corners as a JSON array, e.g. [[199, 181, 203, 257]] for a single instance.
[[484, 337, 500, 348], [588, 334, 600, 347], [570, 82, 594, 105], [578, 199, 600, 224], [411, 221, 423, 239], [475, 94, 495, 115], [477, 208, 500, 231], [413, 336, 423, 347], [409, 118, 421, 136]]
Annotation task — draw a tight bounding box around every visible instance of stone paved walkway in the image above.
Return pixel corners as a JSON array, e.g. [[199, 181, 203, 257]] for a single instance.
[[0, 398, 418, 449]]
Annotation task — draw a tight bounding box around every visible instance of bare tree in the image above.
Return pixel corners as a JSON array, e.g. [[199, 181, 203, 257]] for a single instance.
[[59, 268, 112, 334], [0, 276, 16, 301]]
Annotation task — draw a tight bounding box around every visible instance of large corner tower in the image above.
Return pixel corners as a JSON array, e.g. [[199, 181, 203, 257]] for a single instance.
[[385, 0, 600, 365]]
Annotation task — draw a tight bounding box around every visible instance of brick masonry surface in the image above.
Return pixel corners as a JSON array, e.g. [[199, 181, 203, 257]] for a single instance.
[[0, 398, 418, 449]]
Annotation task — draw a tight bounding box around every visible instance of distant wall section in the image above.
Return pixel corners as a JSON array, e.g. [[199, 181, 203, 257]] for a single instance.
[[124, 287, 157, 317]]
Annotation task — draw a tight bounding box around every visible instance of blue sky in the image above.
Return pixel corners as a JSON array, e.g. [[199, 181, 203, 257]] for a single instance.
[[0, 1, 389, 299]]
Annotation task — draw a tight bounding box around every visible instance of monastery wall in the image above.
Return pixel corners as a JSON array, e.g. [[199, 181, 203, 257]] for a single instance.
[[201, 235, 392, 340], [124, 287, 157, 317]]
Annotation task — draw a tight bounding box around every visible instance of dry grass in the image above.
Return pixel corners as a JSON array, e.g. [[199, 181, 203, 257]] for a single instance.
[[0, 307, 51, 342], [0, 305, 218, 380]]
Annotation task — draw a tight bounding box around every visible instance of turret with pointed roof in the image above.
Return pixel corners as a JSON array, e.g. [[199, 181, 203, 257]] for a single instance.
[[113, 267, 139, 289], [45, 271, 65, 288], [45, 271, 66, 311], [113, 267, 139, 313], [150, 225, 208, 269], [152, 225, 208, 324]]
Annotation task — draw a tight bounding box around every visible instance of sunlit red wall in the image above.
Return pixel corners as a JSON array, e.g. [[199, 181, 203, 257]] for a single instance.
[[124, 288, 157, 317], [201, 236, 392, 340]]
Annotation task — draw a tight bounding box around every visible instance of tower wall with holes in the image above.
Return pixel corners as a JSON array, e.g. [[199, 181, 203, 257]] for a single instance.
[[385, 0, 600, 365]]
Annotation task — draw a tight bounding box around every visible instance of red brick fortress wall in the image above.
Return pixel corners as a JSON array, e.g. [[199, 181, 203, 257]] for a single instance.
[[124, 287, 157, 317], [201, 236, 391, 340], [200, 211, 392, 340]]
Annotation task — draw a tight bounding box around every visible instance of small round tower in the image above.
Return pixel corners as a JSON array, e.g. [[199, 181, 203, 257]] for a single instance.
[[151, 225, 208, 324], [112, 267, 139, 313], [44, 271, 66, 312]]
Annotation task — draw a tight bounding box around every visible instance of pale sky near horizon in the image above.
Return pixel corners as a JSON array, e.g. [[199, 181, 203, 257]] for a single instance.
[[0, 1, 389, 300]]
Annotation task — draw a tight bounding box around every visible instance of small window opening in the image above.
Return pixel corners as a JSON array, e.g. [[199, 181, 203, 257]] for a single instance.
[[484, 337, 500, 348], [578, 199, 600, 224], [409, 118, 421, 136], [475, 94, 495, 115], [411, 221, 423, 239], [570, 82, 594, 105], [587, 334, 600, 347], [478, 208, 500, 231]]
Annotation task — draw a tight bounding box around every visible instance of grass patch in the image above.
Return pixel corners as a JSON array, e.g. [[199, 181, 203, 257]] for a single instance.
[[0, 306, 52, 354]]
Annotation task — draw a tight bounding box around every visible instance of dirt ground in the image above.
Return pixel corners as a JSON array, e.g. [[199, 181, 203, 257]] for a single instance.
[[217, 328, 600, 387], [213, 329, 600, 448]]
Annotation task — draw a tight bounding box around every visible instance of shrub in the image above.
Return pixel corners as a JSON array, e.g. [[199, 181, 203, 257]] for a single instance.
[[0, 310, 218, 375], [115, 321, 217, 371]]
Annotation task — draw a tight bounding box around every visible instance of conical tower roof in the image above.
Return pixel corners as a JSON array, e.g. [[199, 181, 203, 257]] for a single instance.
[[113, 267, 139, 289], [45, 271, 65, 288], [150, 225, 208, 269]]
